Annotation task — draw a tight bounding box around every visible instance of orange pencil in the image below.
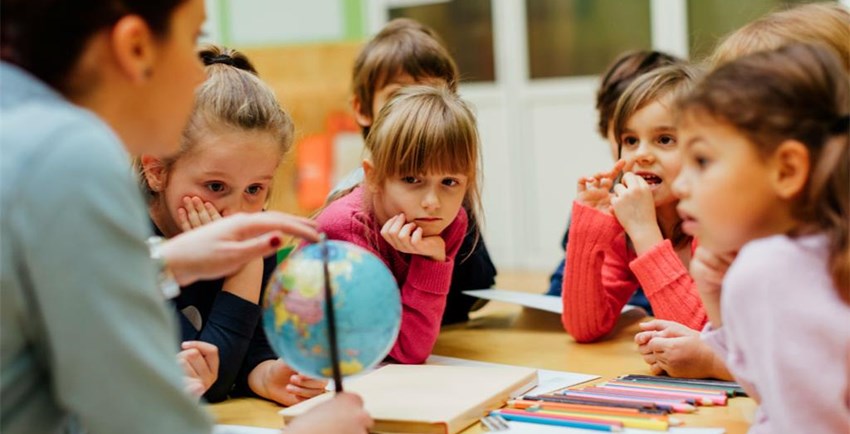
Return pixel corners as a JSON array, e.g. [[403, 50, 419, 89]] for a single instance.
[[509, 399, 665, 419]]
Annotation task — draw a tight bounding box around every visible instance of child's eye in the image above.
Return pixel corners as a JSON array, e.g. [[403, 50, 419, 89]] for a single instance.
[[442, 178, 460, 187], [621, 136, 639, 147], [245, 184, 265, 195], [401, 176, 420, 184], [206, 182, 226, 193], [658, 135, 677, 146], [695, 156, 710, 169]]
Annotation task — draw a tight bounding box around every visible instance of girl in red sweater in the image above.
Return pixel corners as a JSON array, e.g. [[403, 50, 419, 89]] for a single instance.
[[315, 85, 481, 364], [562, 64, 705, 343]]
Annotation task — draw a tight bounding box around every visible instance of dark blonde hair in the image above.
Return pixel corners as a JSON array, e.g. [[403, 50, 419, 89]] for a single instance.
[[612, 64, 700, 249], [710, 2, 850, 72], [136, 45, 294, 199], [613, 63, 701, 153], [351, 18, 458, 132], [681, 43, 850, 302], [596, 50, 683, 138], [365, 84, 481, 226]]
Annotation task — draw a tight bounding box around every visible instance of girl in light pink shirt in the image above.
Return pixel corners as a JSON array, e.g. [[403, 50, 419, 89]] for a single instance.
[[316, 85, 481, 364], [673, 43, 850, 433]]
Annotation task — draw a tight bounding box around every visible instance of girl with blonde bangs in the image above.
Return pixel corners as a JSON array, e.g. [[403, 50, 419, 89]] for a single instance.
[[316, 85, 481, 365], [136, 45, 328, 406]]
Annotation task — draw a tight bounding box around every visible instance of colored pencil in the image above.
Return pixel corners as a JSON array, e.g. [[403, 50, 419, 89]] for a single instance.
[[527, 409, 671, 431], [558, 391, 697, 413], [493, 409, 623, 432], [509, 399, 650, 416], [525, 394, 669, 413], [618, 375, 747, 396], [602, 382, 728, 405], [589, 384, 725, 406]]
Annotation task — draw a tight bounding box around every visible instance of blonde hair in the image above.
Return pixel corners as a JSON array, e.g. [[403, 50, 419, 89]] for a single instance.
[[709, 2, 850, 72], [136, 44, 294, 198], [612, 64, 701, 249], [680, 43, 850, 302], [365, 84, 481, 226]]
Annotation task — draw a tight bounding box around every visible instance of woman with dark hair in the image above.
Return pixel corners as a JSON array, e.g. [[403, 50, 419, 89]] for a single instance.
[[0, 1, 371, 433]]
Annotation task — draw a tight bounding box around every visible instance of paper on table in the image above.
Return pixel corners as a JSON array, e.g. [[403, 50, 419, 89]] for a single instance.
[[426, 355, 598, 394], [212, 425, 280, 434], [494, 422, 725, 433], [463, 289, 641, 315]]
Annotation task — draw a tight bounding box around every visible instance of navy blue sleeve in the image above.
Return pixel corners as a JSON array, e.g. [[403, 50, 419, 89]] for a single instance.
[[545, 218, 571, 296], [442, 217, 498, 325], [177, 286, 261, 402], [230, 255, 280, 398]]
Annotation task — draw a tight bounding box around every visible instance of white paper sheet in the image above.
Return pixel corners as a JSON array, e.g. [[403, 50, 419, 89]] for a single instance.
[[212, 425, 280, 434], [426, 355, 598, 394], [463, 288, 641, 315]]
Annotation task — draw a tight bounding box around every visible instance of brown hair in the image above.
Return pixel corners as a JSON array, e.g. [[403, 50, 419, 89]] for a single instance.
[[351, 18, 458, 132], [710, 2, 850, 72], [136, 44, 294, 199], [1, 0, 187, 93], [596, 50, 684, 138], [613, 64, 701, 157], [681, 43, 850, 302], [365, 84, 481, 229], [612, 63, 701, 249]]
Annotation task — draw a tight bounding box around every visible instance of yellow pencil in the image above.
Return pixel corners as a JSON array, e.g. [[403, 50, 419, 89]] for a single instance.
[[531, 408, 672, 431]]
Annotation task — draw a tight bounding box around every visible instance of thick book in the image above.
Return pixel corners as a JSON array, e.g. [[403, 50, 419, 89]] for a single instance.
[[280, 364, 538, 434]]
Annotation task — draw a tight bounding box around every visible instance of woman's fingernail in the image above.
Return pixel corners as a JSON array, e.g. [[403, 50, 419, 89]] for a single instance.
[[270, 236, 281, 248]]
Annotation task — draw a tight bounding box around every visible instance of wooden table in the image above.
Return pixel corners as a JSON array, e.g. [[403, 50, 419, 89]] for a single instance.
[[210, 300, 755, 433]]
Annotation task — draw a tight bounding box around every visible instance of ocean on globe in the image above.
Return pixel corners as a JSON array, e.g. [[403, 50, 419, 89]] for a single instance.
[[263, 240, 402, 379]]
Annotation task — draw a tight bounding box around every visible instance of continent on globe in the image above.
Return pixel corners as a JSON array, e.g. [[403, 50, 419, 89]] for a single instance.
[[263, 240, 402, 379]]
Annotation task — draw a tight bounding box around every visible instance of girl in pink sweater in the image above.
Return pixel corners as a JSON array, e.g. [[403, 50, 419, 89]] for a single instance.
[[562, 64, 705, 343], [315, 85, 481, 364], [674, 43, 849, 433]]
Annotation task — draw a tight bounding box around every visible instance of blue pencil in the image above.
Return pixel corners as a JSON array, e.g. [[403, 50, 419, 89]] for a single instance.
[[492, 410, 623, 432]]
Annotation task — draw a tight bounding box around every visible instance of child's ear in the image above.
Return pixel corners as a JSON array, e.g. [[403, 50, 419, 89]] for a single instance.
[[140, 155, 167, 192], [770, 139, 810, 200], [351, 95, 373, 128], [362, 159, 379, 193]]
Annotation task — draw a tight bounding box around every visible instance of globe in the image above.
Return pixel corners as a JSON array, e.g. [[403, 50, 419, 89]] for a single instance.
[[263, 240, 402, 379]]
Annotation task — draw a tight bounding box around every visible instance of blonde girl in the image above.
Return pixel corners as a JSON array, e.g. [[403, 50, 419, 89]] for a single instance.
[[674, 43, 849, 433], [315, 84, 481, 364], [561, 64, 704, 343], [137, 45, 326, 405]]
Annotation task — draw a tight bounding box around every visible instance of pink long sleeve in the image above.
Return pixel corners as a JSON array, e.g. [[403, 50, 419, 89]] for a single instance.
[[703, 234, 850, 433], [562, 202, 706, 342], [315, 187, 467, 364]]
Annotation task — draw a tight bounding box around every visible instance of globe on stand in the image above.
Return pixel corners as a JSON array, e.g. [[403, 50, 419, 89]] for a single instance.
[[263, 240, 402, 379]]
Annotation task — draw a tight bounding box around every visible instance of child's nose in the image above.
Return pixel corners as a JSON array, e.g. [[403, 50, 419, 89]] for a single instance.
[[421, 189, 441, 210], [634, 142, 655, 164]]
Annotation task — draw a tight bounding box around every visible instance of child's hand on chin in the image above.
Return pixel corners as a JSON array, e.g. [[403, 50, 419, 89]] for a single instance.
[[380, 213, 447, 262], [178, 196, 221, 232]]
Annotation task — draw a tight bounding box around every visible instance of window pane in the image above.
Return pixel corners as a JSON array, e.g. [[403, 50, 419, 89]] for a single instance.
[[389, 0, 495, 83], [526, 0, 652, 79], [687, 0, 831, 62]]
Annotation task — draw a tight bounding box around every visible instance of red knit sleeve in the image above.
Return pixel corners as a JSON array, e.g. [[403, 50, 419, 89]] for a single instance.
[[562, 202, 639, 342], [388, 209, 468, 364], [629, 239, 707, 330]]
